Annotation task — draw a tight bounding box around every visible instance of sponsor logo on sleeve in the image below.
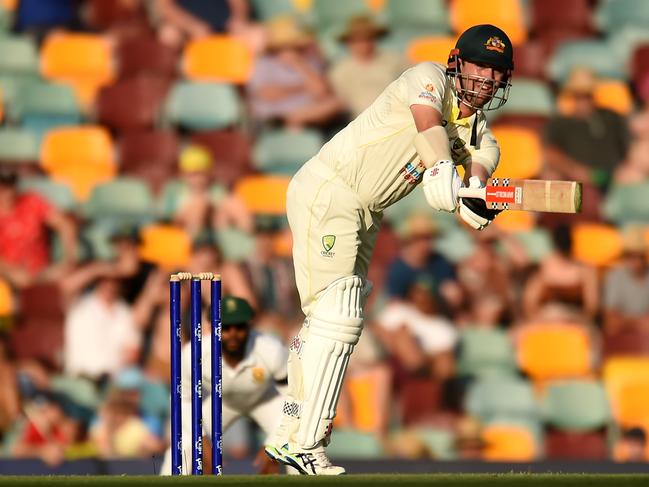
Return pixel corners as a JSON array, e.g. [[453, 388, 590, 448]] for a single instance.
[[399, 160, 427, 185]]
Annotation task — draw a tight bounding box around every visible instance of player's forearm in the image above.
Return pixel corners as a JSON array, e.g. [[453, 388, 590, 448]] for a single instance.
[[463, 160, 489, 185]]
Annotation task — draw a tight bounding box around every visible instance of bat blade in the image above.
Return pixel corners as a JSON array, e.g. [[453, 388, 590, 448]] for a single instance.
[[459, 178, 582, 213]]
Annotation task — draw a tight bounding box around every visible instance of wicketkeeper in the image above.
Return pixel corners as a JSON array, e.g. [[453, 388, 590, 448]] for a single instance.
[[161, 296, 289, 475], [265, 24, 514, 475]]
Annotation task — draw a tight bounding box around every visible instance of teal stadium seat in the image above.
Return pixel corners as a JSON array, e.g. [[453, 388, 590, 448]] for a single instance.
[[458, 328, 518, 379], [413, 427, 457, 460], [250, 0, 296, 20], [542, 380, 611, 432], [465, 377, 539, 424], [164, 81, 241, 131], [12, 81, 80, 136], [20, 176, 77, 212], [603, 182, 649, 225], [215, 228, 255, 262], [158, 180, 227, 219], [328, 429, 384, 459], [253, 128, 322, 175], [0, 127, 38, 162], [312, 0, 370, 31], [84, 177, 155, 224], [0, 36, 38, 75], [435, 227, 475, 263], [488, 78, 554, 122], [513, 229, 554, 264], [547, 39, 626, 82], [595, 0, 649, 34], [81, 219, 123, 260], [381, 0, 450, 54]]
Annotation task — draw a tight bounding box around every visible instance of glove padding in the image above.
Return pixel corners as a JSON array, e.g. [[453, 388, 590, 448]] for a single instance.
[[422, 160, 462, 212], [459, 177, 502, 230]]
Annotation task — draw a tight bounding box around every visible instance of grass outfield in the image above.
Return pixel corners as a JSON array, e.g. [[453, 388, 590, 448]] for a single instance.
[[0, 475, 647, 486]]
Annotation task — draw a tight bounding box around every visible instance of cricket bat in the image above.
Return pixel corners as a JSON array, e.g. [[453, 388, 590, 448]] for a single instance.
[[458, 178, 582, 213]]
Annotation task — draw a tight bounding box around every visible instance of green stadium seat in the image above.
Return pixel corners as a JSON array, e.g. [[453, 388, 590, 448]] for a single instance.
[[0, 127, 38, 162], [81, 219, 120, 261], [215, 228, 255, 262], [488, 78, 554, 122], [164, 81, 241, 131], [158, 180, 227, 219], [465, 377, 539, 424], [13, 80, 79, 119], [603, 182, 649, 225], [413, 427, 457, 460], [253, 128, 322, 174], [458, 328, 518, 379], [83, 177, 155, 224], [328, 429, 384, 459], [384, 189, 458, 233], [0, 35, 38, 75], [435, 227, 475, 263], [595, 0, 649, 34], [380, 0, 450, 54], [547, 39, 626, 82], [251, 0, 296, 20], [513, 229, 554, 264], [19, 176, 77, 212], [542, 380, 611, 432], [312, 0, 370, 31], [50, 375, 101, 410]]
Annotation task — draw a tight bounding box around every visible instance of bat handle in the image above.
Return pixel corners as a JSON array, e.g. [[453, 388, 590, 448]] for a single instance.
[[458, 186, 486, 200]]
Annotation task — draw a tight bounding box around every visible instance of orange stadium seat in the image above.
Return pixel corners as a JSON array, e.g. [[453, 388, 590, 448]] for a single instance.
[[407, 36, 457, 64], [571, 223, 623, 267], [491, 126, 542, 179], [40, 33, 115, 107], [603, 357, 649, 427], [594, 80, 634, 116], [517, 324, 592, 381], [234, 175, 291, 215], [138, 224, 191, 270], [0, 278, 12, 316], [450, 0, 527, 45], [40, 126, 116, 200], [182, 36, 254, 83], [493, 210, 535, 233], [616, 381, 649, 428], [482, 425, 537, 461]]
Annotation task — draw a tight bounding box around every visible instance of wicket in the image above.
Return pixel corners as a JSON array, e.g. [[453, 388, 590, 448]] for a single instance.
[[169, 272, 223, 475]]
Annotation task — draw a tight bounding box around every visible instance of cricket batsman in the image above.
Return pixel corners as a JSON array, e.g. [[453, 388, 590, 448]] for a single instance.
[[265, 24, 514, 474], [161, 296, 289, 475]]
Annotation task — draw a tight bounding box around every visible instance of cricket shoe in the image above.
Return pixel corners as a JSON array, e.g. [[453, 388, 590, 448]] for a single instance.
[[264, 443, 345, 475]]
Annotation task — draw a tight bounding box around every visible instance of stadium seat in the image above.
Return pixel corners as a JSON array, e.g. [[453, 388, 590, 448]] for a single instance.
[[458, 328, 518, 379], [482, 424, 537, 461], [571, 223, 623, 266], [465, 378, 538, 423], [138, 224, 191, 270], [183, 36, 253, 83], [386, 0, 449, 34], [511, 41, 547, 80], [542, 380, 610, 432], [513, 229, 554, 264], [164, 81, 241, 131], [190, 129, 253, 187], [50, 375, 100, 410], [407, 36, 456, 64], [0, 127, 38, 162], [10, 317, 63, 364], [603, 329, 649, 358], [344, 371, 386, 433], [158, 180, 227, 219], [615, 380, 649, 428], [312, 0, 370, 30], [251, 0, 296, 20], [0, 278, 12, 316], [603, 357, 649, 427], [547, 39, 625, 82], [531, 0, 592, 36], [545, 430, 608, 460], [117, 35, 178, 79], [84, 177, 155, 224], [489, 78, 554, 121], [19, 176, 76, 212], [413, 428, 457, 460], [97, 76, 170, 132], [119, 130, 179, 194], [595, 0, 649, 34], [293, 0, 313, 12], [233, 176, 291, 215], [493, 211, 535, 233], [40, 126, 116, 200], [328, 429, 384, 459], [490, 126, 542, 179], [605, 182, 649, 225], [449, 0, 527, 45], [40, 33, 115, 107], [594, 80, 634, 115], [12, 80, 79, 122], [0, 35, 38, 75], [21, 283, 64, 321], [253, 128, 322, 174], [517, 324, 592, 382], [215, 228, 255, 262]]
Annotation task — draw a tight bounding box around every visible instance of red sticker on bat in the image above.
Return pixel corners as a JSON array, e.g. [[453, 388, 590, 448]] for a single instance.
[[485, 186, 516, 203]]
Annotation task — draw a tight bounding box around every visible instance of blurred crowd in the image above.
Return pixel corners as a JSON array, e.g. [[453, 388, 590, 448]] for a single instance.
[[0, 0, 648, 468]]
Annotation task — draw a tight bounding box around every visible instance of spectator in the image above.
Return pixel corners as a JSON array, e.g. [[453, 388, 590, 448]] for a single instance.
[[171, 145, 253, 237], [0, 335, 19, 438], [385, 213, 459, 312], [545, 67, 630, 191], [90, 389, 163, 458], [64, 276, 141, 380], [376, 275, 457, 380], [330, 16, 407, 118], [603, 226, 649, 335], [156, 0, 265, 51], [0, 169, 77, 288], [613, 427, 648, 462], [522, 225, 599, 320], [615, 82, 649, 183], [248, 16, 343, 130]]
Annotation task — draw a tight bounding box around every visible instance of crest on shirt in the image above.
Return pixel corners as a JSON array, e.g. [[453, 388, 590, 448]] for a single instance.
[[321, 235, 336, 258], [252, 367, 266, 384], [484, 36, 506, 53]]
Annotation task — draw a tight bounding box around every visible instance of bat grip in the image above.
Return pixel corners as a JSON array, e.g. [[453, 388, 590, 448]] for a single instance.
[[458, 186, 486, 200]]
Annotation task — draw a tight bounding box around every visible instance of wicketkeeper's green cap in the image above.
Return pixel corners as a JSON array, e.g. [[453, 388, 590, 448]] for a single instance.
[[221, 296, 255, 325], [455, 24, 514, 71]]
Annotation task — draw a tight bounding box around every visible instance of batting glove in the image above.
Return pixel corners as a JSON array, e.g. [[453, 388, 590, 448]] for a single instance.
[[422, 160, 462, 212], [459, 176, 502, 230]]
